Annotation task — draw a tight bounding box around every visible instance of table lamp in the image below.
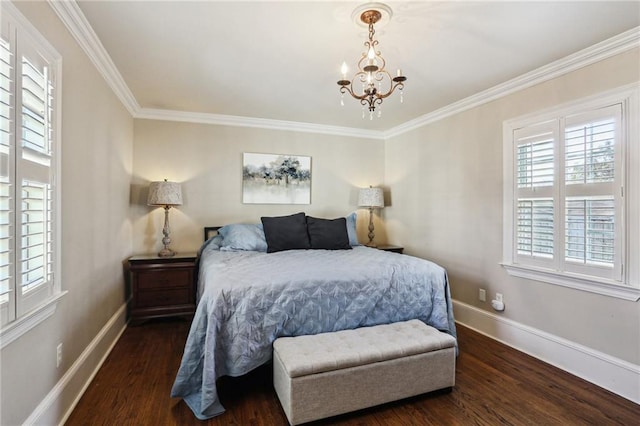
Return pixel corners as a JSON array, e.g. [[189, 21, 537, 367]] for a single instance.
[[358, 186, 384, 247], [147, 179, 183, 257]]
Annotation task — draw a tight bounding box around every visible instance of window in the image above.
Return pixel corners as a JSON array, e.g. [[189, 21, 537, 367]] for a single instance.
[[503, 85, 639, 301], [0, 3, 62, 342]]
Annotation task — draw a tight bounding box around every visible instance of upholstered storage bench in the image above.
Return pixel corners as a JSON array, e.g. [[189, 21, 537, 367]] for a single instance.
[[272, 320, 456, 425]]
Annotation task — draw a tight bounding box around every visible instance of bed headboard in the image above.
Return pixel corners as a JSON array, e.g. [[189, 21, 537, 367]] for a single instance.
[[204, 226, 221, 242]]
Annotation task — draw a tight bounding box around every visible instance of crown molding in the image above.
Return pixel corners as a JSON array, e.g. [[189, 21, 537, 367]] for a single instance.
[[46, 0, 383, 139], [136, 108, 385, 139], [384, 26, 640, 139], [47, 1, 638, 140], [47, 0, 140, 115]]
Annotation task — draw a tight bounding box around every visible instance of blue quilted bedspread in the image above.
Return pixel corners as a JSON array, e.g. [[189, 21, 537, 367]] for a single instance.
[[170, 245, 456, 420]]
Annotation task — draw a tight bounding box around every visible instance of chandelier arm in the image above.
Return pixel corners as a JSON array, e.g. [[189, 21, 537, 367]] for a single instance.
[[339, 84, 369, 102], [363, 69, 398, 98], [375, 81, 405, 100], [345, 70, 406, 99], [355, 70, 371, 84], [376, 54, 386, 73], [372, 69, 391, 85]]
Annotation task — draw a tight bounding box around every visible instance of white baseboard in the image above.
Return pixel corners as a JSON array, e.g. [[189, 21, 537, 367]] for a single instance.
[[23, 303, 128, 426], [453, 299, 640, 404]]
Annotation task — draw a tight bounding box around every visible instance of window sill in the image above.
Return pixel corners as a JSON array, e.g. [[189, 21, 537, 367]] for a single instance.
[[501, 263, 640, 301], [0, 291, 68, 349]]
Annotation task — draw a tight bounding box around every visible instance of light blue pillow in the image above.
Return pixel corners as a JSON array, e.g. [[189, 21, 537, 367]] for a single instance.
[[346, 212, 359, 246], [200, 234, 223, 256], [219, 223, 268, 252], [208, 234, 223, 248]]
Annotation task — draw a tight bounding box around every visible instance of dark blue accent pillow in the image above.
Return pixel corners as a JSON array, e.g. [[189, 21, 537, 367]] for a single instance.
[[261, 212, 311, 253], [306, 216, 352, 250]]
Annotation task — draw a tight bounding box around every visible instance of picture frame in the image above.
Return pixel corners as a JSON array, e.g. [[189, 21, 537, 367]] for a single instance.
[[242, 152, 311, 204]]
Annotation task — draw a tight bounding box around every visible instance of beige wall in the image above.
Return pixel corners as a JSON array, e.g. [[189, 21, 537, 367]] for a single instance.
[[0, 2, 134, 425], [384, 48, 640, 365], [2, 2, 637, 423], [132, 120, 385, 254]]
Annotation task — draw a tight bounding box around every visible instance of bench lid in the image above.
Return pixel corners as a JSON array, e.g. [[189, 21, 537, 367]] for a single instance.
[[273, 320, 456, 378]]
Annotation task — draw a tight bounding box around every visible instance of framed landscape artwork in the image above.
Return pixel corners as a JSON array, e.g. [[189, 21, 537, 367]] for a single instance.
[[242, 152, 311, 204]]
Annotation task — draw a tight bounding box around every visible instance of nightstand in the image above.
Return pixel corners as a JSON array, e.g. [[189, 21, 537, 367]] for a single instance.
[[376, 245, 404, 254], [127, 252, 197, 324]]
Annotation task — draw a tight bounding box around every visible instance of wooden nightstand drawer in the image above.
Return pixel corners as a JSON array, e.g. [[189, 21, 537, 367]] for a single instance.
[[136, 288, 191, 308], [127, 253, 197, 324], [137, 269, 191, 290]]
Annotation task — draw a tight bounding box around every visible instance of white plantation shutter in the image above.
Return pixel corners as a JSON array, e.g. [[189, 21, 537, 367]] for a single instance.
[[565, 117, 616, 185], [565, 197, 615, 266], [504, 95, 631, 294], [0, 8, 58, 328], [16, 45, 54, 316], [0, 23, 15, 324], [517, 199, 553, 259], [21, 57, 49, 155], [20, 182, 51, 289], [563, 105, 622, 279], [514, 122, 557, 267], [516, 129, 555, 189]]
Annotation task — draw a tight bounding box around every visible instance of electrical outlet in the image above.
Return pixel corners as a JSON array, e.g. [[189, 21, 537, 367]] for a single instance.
[[56, 343, 62, 368], [496, 293, 503, 303], [479, 289, 486, 302]]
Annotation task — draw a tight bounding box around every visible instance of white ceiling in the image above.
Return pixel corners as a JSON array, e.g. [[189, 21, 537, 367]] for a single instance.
[[75, 1, 640, 132]]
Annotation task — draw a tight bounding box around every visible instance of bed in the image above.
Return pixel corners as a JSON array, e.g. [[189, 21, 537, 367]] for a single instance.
[[170, 216, 457, 420]]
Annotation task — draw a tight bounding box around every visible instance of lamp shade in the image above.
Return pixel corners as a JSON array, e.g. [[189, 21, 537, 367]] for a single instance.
[[358, 186, 384, 208], [147, 180, 183, 206]]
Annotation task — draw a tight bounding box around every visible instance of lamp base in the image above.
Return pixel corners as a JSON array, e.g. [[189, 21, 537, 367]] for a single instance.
[[365, 242, 378, 248], [158, 248, 176, 257]]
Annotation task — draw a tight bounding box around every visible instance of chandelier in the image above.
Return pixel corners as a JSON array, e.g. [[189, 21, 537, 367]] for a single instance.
[[337, 5, 406, 120]]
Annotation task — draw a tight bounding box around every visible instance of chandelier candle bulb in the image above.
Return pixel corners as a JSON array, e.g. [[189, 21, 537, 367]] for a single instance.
[[397, 69, 402, 77]]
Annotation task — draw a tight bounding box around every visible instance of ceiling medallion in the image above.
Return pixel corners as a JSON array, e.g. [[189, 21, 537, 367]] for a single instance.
[[337, 3, 406, 120]]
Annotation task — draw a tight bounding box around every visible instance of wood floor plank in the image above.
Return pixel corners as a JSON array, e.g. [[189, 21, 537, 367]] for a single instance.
[[64, 320, 640, 425]]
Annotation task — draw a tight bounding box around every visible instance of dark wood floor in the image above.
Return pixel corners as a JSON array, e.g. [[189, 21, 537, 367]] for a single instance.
[[65, 319, 639, 425]]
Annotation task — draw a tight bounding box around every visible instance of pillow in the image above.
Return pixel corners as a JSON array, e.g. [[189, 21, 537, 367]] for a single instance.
[[345, 211, 359, 246], [199, 234, 223, 256], [261, 212, 311, 253], [306, 216, 352, 250], [219, 223, 268, 252]]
